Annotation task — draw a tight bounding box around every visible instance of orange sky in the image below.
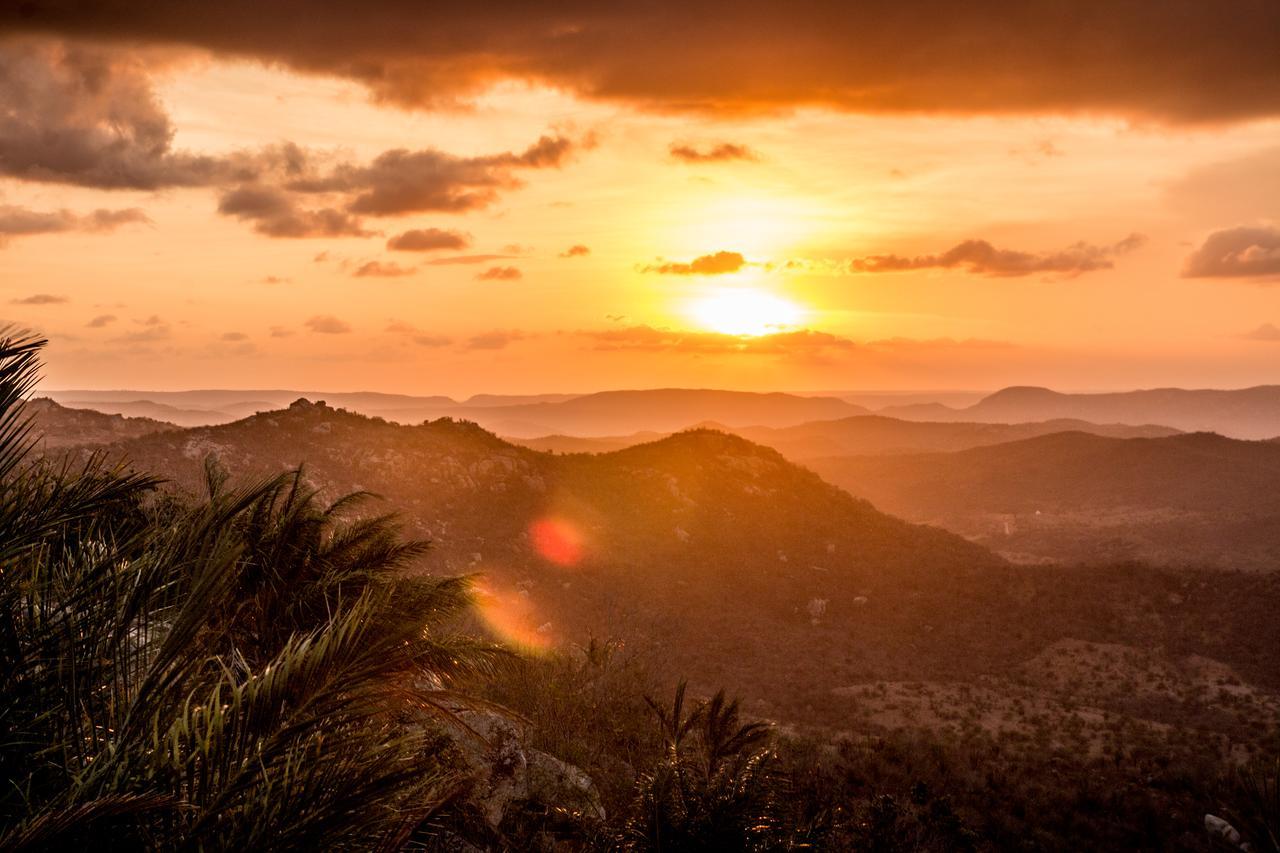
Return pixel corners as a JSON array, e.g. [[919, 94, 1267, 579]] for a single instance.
[[1, 6, 1279, 394]]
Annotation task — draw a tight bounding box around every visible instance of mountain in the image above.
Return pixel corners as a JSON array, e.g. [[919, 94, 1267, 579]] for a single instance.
[[48, 387, 866, 434], [884, 385, 1280, 439], [20, 397, 179, 447], [384, 389, 871, 437], [730, 416, 1181, 459], [510, 416, 1181, 459], [509, 431, 668, 454], [59, 401, 1280, 724], [48, 389, 461, 425], [809, 430, 1280, 569]]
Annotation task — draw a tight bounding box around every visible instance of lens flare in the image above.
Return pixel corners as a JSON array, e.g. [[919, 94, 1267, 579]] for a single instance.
[[473, 577, 553, 654], [530, 517, 585, 566]]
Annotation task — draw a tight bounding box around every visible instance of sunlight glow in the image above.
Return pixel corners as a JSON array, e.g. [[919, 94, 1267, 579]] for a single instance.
[[686, 289, 808, 336]]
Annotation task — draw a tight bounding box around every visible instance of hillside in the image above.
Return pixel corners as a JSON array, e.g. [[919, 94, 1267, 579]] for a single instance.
[[63, 402, 1280, 727], [884, 385, 1280, 439], [383, 388, 869, 436], [50, 387, 868, 435], [20, 397, 178, 447], [511, 415, 1180, 458], [811, 430, 1280, 569]]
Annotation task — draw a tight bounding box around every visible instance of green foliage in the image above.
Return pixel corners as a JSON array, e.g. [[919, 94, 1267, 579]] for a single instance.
[[0, 329, 498, 849], [618, 681, 784, 851]]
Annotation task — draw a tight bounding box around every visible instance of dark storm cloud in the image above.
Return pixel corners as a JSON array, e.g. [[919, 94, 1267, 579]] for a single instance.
[[387, 227, 471, 251], [669, 142, 759, 163], [0, 204, 149, 245], [1182, 226, 1280, 280], [3, 2, 1279, 122], [845, 234, 1146, 278], [642, 251, 746, 275]]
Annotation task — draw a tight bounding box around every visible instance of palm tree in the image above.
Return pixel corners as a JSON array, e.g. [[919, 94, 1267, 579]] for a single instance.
[[620, 681, 783, 851], [0, 329, 500, 849]]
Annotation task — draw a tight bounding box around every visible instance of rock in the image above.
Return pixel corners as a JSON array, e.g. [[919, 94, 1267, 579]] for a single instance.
[[441, 706, 605, 832], [1205, 814, 1246, 849], [526, 749, 606, 822], [449, 708, 528, 831]]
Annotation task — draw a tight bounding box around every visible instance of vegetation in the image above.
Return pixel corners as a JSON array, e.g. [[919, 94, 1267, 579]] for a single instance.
[[3, 329, 1278, 851], [0, 331, 498, 849]]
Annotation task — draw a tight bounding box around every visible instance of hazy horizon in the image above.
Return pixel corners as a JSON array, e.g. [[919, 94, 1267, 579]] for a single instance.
[[4, 6, 1280, 850]]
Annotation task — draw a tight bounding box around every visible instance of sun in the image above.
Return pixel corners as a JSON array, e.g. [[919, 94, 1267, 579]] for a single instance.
[[687, 288, 807, 336]]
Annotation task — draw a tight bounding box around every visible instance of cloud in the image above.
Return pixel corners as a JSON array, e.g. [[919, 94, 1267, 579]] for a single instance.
[[426, 253, 516, 266], [1242, 323, 1280, 342], [582, 325, 858, 355], [0, 40, 243, 189], [86, 313, 116, 327], [560, 244, 590, 258], [476, 266, 522, 281], [289, 134, 576, 216], [305, 314, 352, 334], [10, 293, 67, 305], [112, 324, 170, 344], [217, 185, 372, 238], [386, 320, 452, 346], [465, 330, 525, 350], [1182, 226, 1280, 280], [642, 251, 746, 275], [8, 5, 1279, 122], [0, 42, 579, 238], [269, 325, 295, 338], [220, 331, 248, 341], [669, 142, 759, 163], [1166, 147, 1280, 225], [386, 227, 471, 251], [352, 260, 416, 278], [845, 234, 1146, 278], [261, 275, 290, 284], [0, 204, 149, 246]]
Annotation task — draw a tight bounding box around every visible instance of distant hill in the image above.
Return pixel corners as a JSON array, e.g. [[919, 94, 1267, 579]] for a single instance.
[[810, 430, 1280, 569], [48, 387, 865, 434], [731, 416, 1181, 459], [48, 389, 460, 425], [392, 389, 871, 437], [510, 416, 1181, 459], [20, 397, 178, 447], [883, 385, 1280, 439], [53, 401, 1280, 721]]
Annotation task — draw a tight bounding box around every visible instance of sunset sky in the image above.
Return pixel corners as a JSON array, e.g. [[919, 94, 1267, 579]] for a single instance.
[[1, 3, 1278, 395]]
